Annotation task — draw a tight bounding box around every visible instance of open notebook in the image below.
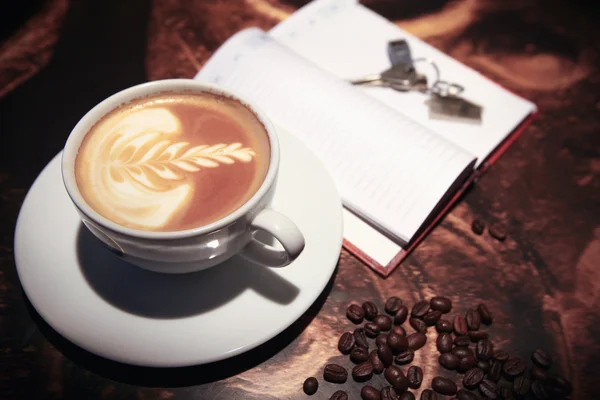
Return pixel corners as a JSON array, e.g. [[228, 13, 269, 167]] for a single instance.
[[194, 0, 537, 276]]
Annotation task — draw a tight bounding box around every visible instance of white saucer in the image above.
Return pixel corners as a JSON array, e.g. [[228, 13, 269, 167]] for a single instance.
[[15, 128, 343, 367]]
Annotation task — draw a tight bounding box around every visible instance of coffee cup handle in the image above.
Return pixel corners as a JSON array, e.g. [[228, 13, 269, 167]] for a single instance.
[[240, 209, 305, 267]]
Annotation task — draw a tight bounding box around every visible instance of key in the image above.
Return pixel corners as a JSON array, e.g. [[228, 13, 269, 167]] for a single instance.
[[426, 93, 483, 124], [349, 63, 428, 92]]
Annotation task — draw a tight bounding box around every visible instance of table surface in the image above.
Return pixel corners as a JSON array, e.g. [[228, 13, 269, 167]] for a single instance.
[[1, 0, 599, 399]]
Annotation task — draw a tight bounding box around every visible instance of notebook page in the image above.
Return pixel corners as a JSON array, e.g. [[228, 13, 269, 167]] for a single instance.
[[195, 28, 474, 243], [270, 0, 537, 165]]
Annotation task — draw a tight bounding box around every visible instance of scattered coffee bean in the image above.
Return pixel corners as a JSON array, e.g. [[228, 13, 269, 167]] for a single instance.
[[386, 297, 403, 315], [395, 350, 415, 365], [477, 304, 493, 325], [407, 366, 423, 389], [330, 390, 349, 400], [531, 349, 552, 369], [456, 389, 478, 400], [477, 360, 491, 373], [439, 353, 461, 370], [410, 317, 428, 333], [454, 335, 471, 347], [378, 343, 394, 367], [530, 365, 550, 381], [476, 339, 494, 361], [453, 315, 468, 336], [388, 331, 409, 354], [365, 322, 381, 338], [468, 330, 489, 342], [394, 306, 409, 325], [530, 380, 549, 400], [465, 309, 481, 331], [488, 223, 506, 241], [385, 365, 409, 392], [353, 361, 374, 382], [399, 392, 415, 400], [351, 346, 370, 364], [393, 325, 407, 336], [338, 332, 355, 354], [479, 379, 498, 399], [420, 389, 438, 400], [347, 304, 365, 324], [432, 376, 458, 396], [488, 360, 502, 382], [512, 376, 530, 397], [503, 358, 525, 379], [324, 364, 347, 383], [430, 296, 452, 313], [436, 319, 454, 333], [412, 300, 430, 318], [303, 377, 318, 395], [493, 350, 509, 363], [497, 386, 511, 399], [452, 347, 474, 358], [423, 310, 442, 326], [363, 301, 379, 321], [355, 328, 369, 348], [549, 374, 572, 397], [463, 368, 484, 389], [458, 356, 478, 373], [369, 350, 385, 374], [407, 332, 427, 350], [377, 334, 389, 347], [381, 387, 400, 400], [361, 385, 381, 400], [375, 314, 393, 331], [437, 332, 453, 353], [471, 219, 485, 235]]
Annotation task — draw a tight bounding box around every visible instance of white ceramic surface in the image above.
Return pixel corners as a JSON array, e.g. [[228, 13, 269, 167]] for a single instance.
[[15, 128, 342, 367]]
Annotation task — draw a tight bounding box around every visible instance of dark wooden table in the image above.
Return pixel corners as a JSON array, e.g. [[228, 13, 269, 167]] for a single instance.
[[1, 1, 599, 399]]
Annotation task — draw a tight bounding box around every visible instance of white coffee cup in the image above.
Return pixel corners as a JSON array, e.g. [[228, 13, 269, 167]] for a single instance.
[[62, 79, 305, 273]]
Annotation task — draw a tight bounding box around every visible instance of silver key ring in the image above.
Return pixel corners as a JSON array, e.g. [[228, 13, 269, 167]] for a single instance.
[[411, 58, 464, 96]]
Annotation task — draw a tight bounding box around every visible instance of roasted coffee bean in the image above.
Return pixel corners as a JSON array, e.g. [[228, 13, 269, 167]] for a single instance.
[[377, 334, 389, 347], [395, 350, 415, 365], [463, 368, 485, 389], [437, 332, 453, 353], [497, 386, 511, 400], [399, 392, 415, 400], [365, 322, 381, 338], [512, 376, 530, 397], [493, 350, 509, 363], [386, 366, 410, 392], [387, 331, 409, 354], [465, 309, 481, 331], [386, 297, 403, 315], [410, 317, 428, 333], [452, 347, 474, 358], [454, 315, 468, 336], [430, 296, 452, 313], [362, 385, 381, 400], [530, 380, 549, 400], [477, 304, 493, 325], [468, 330, 489, 342], [394, 306, 409, 325], [488, 360, 502, 382], [479, 379, 498, 399], [385, 365, 405, 384], [420, 389, 438, 400], [531, 349, 552, 369], [503, 358, 525, 379], [471, 219, 485, 235], [351, 346, 370, 364], [324, 364, 347, 383], [363, 301, 379, 321], [330, 390, 349, 400], [369, 350, 385, 374], [476, 339, 494, 361], [355, 328, 369, 348], [489, 223, 506, 241], [436, 319, 454, 333], [375, 314, 393, 331], [456, 389, 478, 400], [381, 387, 400, 400], [347, 304, 365, 324], [432, 377, 458, 396], [477, 360, 491, 373], [353, 361, 374, 382], [303, 377, 318, 395], [393, 325, 407, 336], [407, 366, 423, 389], [412, 300, 430, 318], [407, 332, 427, 350], [378, 343, 394, 367], [338, 332, 355, 354], [423, 310, 442, 326], [530, 366, 550, 381], [549, 375, 572, 397], [454, 335, 471, 347], [439, 353, 460, 370], [458, 355, 478, 373]]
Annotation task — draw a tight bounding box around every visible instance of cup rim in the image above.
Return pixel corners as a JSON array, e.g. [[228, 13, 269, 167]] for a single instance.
[[61, 79, 279, 240]]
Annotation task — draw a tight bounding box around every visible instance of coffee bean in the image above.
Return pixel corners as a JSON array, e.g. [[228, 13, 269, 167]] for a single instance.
[[488, 360, 502, 382], [456, 389, 478, 400], [452, 347, 474, 358], [324, 364, 347, 383], [471, 219, 485, 235], [381, 387, 401, 400], [369, 350, 385, 374], [531, 349, 552, 369], [458, 355, 478, 373], [303, 377, 318, 395], [375, 314, 393, 331], [477, 360, 491, 373], [549, 374, 572, 397], [493, 350, 509, 363], [512, 376, 530, 397], [477, 304, 493, 325], [407, 332, 426, 350], [530, 366, 550, 381], [530, 380, 549, 400], [423, 310, 442, 326], [365, 322, 381, 338], [355, 328, 369, 348], [476, 339, 494, 361], [420, 389, 438, 400], [338, 332, 355, 354], [386, 297, 403, 315], [432, 376, 458, 396], [489, 223, 506, 241], [388, 331, 409, 354], [468, 330, 489, 342], [347, 304, 365, 324], [436, 319, 454, 333], [437, 332, 453, 353], [454, 315, 468, 336], [466, 309, 481, 331], [409, 317, 428, 333], [497, 386, 511, 400], [384, 365, 405, 383], [439, 353, 460, 370], [503, 358, 525, 379], [399, 392, 415, 400], [394, 306, 409, 325], [353, 361, 374, 382], [330, 390, 348, 400], [454, 335, 471, 347], [362, 385, 381, 400], [363, 301, 379, 321], [386, 366, 410, 392], [411, 300, 430, 318], [479, 379, 498, 399], [430, 296, 452, 313], [407, 365, 423, 389], [395, 350, 415, 365], [351, 346, 370, 364], [393, 325, 407, 336], [377, 334, 389, 347], [463, 368, 485, 389], [378, 343, 394, 367]]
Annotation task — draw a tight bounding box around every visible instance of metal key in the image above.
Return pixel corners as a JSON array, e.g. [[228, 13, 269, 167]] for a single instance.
[[349, 63, 428, 92]]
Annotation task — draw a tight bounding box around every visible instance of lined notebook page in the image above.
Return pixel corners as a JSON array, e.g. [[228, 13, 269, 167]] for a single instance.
[[195, 28, 474, 243], [270, 0, 537, 165]]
